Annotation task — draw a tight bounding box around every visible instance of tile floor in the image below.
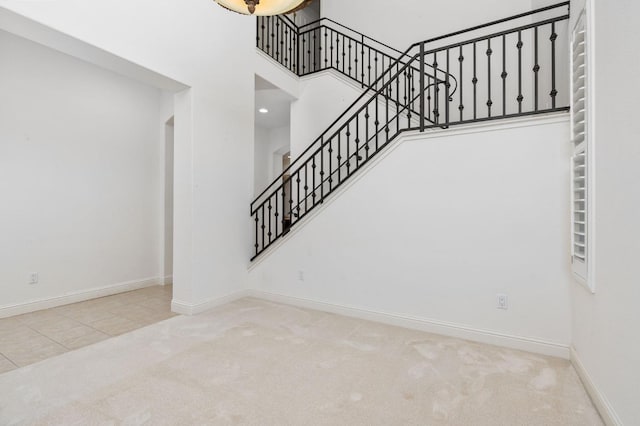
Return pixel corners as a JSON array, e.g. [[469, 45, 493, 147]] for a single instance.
[[0, 285, 176, 373]]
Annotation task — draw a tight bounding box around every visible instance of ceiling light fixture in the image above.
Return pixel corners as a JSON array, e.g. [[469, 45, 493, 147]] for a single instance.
[[258, 108, 269, 114], [214, 0, 314, 16]]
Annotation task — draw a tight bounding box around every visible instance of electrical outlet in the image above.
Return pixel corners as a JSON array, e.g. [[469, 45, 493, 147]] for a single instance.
[[297, 270, 304, 281], [497, 294, 508, 310], [29, 272, 39, 285]]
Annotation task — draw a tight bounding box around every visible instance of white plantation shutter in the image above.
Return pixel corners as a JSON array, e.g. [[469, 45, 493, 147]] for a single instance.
[[571, 9, 589, 284]]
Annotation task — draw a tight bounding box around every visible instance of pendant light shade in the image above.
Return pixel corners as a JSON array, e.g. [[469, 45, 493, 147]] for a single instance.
[[214, 0, 313, 16]]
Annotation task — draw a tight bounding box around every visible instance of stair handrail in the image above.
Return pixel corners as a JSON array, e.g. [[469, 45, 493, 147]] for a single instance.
[[254, 17, 458, 211], [295, 18, 457, 96], [252, 41, 424, 212], [251, 1, 571, 258], [276, 54, 446, 219], [297, 17, 406, 60], [253, 2, 569, 212]]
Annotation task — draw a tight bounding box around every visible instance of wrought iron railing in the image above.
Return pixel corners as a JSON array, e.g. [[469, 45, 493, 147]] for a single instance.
[[251, 2, 570, 260], [257, 14, 456, 118], [257, 15, 450, 86]]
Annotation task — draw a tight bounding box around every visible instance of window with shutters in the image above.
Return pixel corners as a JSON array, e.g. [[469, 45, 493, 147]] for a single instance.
[[571, 6, 593, 290]]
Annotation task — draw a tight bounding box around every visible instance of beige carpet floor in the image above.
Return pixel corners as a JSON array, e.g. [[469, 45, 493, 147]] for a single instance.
[[0, 297, 602, 425]]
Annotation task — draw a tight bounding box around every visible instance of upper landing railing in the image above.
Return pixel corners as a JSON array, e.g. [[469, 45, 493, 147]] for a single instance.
[[251, 3, 571, 260], [257, 15, 454, 89]]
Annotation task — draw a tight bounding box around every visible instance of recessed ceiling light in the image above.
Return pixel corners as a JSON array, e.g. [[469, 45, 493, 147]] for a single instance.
[[258, 108, 269, 114]]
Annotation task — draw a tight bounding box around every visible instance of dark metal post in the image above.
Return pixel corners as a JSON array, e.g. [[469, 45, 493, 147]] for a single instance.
[[296, 26, 301, 76], [419, 42, 425, 132]]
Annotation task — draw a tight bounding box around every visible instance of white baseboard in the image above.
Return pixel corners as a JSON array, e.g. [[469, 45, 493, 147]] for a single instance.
[[247, 290, 570, 359], [163, 275, 173, 285], [171, 290, 250, 316], [571, 347, 621, 426], [0, 277, 163, 318]]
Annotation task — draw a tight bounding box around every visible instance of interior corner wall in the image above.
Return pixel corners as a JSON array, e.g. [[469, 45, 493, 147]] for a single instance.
[[0, 30, 164, 308], [249, 117, 572, 352], [321, 0, 533, 50], [0, 0, 256, 309], [569, 0, 640, 424]]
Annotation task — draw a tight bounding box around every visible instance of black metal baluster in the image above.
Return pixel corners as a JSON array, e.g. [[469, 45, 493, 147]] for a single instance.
[[534, 26, 539, 111], [329, 29, 334, 70], [368, 46, 372, 87], [473, 42, 477, 120], [517, 31, 523, 113], [290, 24, 294, 71], [420, 43, 425, 131], [275, 190, 279, 237], [361, 36, 365, 87], [348, 37, 352, 78], [320, 139, 325, 202], [337, 132, 342, 184], [302, 33, 307, 74], [365, 106, 371, 159], [335, 33, 340, 70], [267, 198, 273, 244], [304, 163, 308, 213], [342, 34, 346, 74], [328, 138, 333, 191], [284, 26, 288, 69], [254, 211, 259, 256], [307, 32, 312, 73], [501, 35, 507, 116], [427, 77, 432, 123], [411, 66, 416, 122], [256, 17, 260, 49], [324, 27, 328, 69], [294, 31, 299, 74], [459, 46, 464, 121], [487, 38, 492, 117], [346, 124, 351, 176], [275, 18, 280, 61], [355, 116, 360, 168], [433, 52, 439, 125], [295, 170, 301, 219], [445, 48, 450, 126], [281, 185, 286, 235], [289, 169, 293, 223], [385, 87, 390, 143], [405, 70, 410, 127], [312, 29, 317, 72], [550, 22, 558, 109], [311, 156, 316, 206], [270, 17, 275, 56], [396, 63, 400, 131], [375, 92, 380, 150], [374, 52, 379, 87]]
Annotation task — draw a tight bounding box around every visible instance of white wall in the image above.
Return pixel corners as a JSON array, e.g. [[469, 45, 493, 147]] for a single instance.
[[321, 0, 533, 50], [570, 0, 640, 424], [0, 30, 165, 309], [290, 73, 363, 159], [254, 125, 290, 196], [0, 0, 256, 311], [249, 116, 572, 355]]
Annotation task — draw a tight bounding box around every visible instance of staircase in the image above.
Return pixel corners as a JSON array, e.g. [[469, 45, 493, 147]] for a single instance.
[[251, 2, 570, 260]]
